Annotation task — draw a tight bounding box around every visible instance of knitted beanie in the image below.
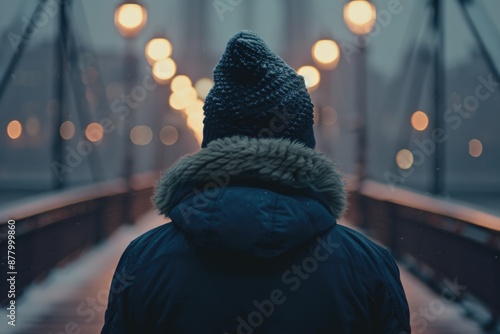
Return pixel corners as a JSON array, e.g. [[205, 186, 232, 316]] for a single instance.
[[201, 30, 316, 148]]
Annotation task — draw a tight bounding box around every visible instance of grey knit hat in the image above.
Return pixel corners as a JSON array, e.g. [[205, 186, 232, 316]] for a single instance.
[[201, 30, 316, 148]]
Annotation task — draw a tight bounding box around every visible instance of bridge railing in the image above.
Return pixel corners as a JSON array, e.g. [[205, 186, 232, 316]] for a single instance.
[[346, 179, 500, 323], [0, 172, 158, 305]]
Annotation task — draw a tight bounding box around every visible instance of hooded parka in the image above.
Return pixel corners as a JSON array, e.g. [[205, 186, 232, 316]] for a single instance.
[[102, 136, 411, 334]]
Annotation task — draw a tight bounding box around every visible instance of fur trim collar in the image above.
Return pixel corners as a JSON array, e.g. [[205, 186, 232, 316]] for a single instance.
[[154, 136, 346, 218]]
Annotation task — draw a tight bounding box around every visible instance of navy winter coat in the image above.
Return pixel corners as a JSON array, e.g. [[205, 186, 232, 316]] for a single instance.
[[102, 137, 411, 333]]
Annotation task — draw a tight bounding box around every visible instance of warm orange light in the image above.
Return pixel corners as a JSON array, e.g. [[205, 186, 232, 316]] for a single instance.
[[411, 110, 429, 131], [344, 0, 376, 35], [469, 139, 483, 158], [160, 125, 179, 146], [396, 149, 413, 170], [130, 125, 153, 145], [114, 3, 147, 37], [7, 120, 22, 139], [312, 40, 340, 69], [185, 99, 205, 145], [145, 38, 172, 64], [194, 77, 214, 100], [171, 75, 192, 93], [297, 66, 320, 90], [85, 123, 104, 142], [169, 87, 198, 111], [60, 121, 75, 140], [152, 58, 176, 84]]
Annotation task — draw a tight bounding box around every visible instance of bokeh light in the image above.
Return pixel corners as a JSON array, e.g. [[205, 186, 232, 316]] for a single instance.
[[85, 123, 104, 142], [169, 87, 198, 111], [160, 125, 179, 146], [184, 99, 205, 145], [297, 66, 320, 90], [7, 120, 22, 139], [145, 38, 172, 64], [344, 0, 377, 35], [396, 149, 413, 170], [152, 58, 176, 84], [469, 139, 483, 158], [171, 75, 192, 93], [312, 40, 340, 69], [114, 3, 147, 37], [411, 110, 429, 131], [194, 77, 214, 100], [60, 121, 75, 140], [130, 125, 153, 145]]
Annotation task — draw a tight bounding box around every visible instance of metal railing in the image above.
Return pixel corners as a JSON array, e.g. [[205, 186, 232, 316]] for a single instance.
[[346, 180, 500, 325], [0, 172, 158, 305]]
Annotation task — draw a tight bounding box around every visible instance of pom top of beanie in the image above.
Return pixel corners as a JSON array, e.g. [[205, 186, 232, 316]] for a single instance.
[[202, 30, 315, 149]]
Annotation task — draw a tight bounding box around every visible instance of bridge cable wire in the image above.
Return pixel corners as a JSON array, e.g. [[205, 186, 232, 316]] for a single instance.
[[0, 0, 50, 105], [390, 3, 433, 178], [56, 0, 105, 183], [456, 0, 500, 85]]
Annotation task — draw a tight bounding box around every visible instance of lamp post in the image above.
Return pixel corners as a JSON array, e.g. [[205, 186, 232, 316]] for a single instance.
[[114, 1, 147, 224], [311, 38, 340, 154], [343, 0, 376, 184]]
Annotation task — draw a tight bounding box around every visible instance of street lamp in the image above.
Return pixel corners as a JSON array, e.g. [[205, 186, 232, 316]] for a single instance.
[[297, 65, 321, 91], [114, 2, 147, 38], [152, 58, 177, 84], [343, 0, 376, 36], [312, 39, 340, 70], [114, 1, 147, 224], [145, 37, 172, 65], [343, 0, 376, 185]]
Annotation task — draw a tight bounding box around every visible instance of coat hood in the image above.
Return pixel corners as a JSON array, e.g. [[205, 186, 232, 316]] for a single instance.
[[153, 136, 347, 258]]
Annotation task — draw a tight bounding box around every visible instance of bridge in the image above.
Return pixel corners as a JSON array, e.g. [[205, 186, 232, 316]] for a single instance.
[[1, 0, 499, 333]]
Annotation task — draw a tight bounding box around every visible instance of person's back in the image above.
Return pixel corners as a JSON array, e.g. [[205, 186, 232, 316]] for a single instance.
[[102, 31, 410, 334]]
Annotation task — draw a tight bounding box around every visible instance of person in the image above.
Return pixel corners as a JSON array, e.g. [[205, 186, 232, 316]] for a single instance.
[[102, 30, 411, 334]]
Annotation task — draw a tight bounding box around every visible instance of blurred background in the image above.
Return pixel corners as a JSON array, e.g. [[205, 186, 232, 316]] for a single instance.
[[0, 0, 499, 333], [1, 0, 500, 206]]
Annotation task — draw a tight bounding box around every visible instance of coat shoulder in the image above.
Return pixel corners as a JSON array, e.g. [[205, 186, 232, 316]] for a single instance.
[[124, 222, 191, 273]]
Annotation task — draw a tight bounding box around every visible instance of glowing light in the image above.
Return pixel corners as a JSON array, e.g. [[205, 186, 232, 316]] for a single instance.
[[344, 0, 377, 35], [26, 117, 40, 137], [85, 123, 104, 142], [184, 99, 205, 145], [297, 66, 320, 90], [321, 106, 338, 126], [171, 75, 192, 93], [194, 77, 214, 100], [60, 121, 75, 140], [152, 58, 176, 84], [411, 110, 429, 131], [130, 125, 153, 145], [160, 125, 179, 145], [396, 149, 413, 170], [7, 120, 22, 139], [114, 3, 147, 37], [469, 139, 483, 158], [145, 38, 172, 64], [169, 87, 198, 111], [312, 40, 340, 69]]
